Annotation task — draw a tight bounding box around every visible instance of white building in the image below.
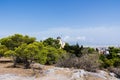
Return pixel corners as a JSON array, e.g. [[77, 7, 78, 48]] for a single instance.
[[57, 37, 65, 49]]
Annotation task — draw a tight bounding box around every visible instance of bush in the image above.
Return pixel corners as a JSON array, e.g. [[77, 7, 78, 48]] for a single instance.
[[56, 54, 78, 68], [99, 47, 120, 68], [77, 54, 100, 72], [56, 53, 101, 72], [0, 45, 8, 57]]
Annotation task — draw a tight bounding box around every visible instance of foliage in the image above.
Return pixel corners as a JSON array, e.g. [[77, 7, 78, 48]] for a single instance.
[[0, 34, 67, 68], [77, 54, 100, 72], [46, 47, 65, 65], [1, 33, 120, 74], [15, 43, 39, 60], [88, 47, 95, 53], [0, 34, 36, 50], [0, 45, 8, 57], [56, 53, 101, 72], [14, 42, 40, 68], [100, 47, 120, 68], [56, 53, 78, 68], [4, 50, 16, 57], [35, 48, 47, 64], [64, 43, 83, 57], [35, 46, 66, 65], [43, 37, 60, 49]]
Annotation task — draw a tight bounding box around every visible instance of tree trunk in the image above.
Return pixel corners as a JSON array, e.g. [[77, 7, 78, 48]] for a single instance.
[[24, 58, 30, 69], [13, 56, 17, 67]]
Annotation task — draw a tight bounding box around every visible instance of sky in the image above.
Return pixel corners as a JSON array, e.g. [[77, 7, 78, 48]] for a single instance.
[[0, 0, 120, 47]]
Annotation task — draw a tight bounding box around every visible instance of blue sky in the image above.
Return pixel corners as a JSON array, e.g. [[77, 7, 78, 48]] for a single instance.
[[0, 0, 120, 46]]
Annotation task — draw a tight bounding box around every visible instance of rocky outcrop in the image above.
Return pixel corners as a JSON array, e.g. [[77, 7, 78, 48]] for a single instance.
[[36, 67, 120, 80], [0, 65, 119, 80]]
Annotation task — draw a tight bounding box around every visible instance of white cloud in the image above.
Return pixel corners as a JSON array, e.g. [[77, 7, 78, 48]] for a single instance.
[[31, 27, 120, 46], [0, 26, 120, 46], [63, 36, 70, 41], [76, 36, 86, 41]]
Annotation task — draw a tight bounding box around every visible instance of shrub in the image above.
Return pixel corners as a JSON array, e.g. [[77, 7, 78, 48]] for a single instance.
[[56, 54, 78, 68], [0, 45, 8, 57], [56, 53, 101, 72], [76, 54, 100, 72]]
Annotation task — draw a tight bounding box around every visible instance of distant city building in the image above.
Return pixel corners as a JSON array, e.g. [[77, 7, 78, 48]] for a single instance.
[[96, 47, 110, 55], [117, 53, 120, 56], [104, 50, 110, 55]]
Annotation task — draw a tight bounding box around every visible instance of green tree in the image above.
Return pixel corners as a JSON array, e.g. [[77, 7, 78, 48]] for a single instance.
[[0, 34, 36, 50], [64, 43, 83, 57], [0, 44, 8, 57], [43, 37, 60, 49], [0, 34, 67, 68], [88, 47, 95, 53], [46, 47, 60, 65], [15, 43, 39, 68], [36, 46, 66, 65], [100, 47, 120, 68], [4, 50, 17, 67]]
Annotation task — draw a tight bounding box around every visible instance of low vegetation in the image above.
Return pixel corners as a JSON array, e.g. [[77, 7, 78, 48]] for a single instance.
[[56, 50, 100, 72], [0, 34, 120, 77], [0, 34, 66, 68]]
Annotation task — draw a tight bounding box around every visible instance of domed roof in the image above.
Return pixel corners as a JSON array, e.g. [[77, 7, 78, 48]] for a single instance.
[[57, 36, 61, 39]]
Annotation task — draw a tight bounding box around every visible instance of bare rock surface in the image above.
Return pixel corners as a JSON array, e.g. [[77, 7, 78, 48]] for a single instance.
[[0, 62, 120, 80]]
